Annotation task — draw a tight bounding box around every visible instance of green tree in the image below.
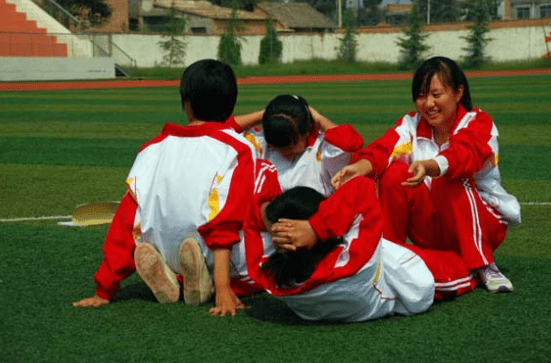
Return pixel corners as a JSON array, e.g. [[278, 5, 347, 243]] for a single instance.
[[397, 0, 429, 70], [157, 5, 187, 67], [259, 18, 283, 65], [417, 0, 460, 24], [462, 0, 492, 68], [338, 10, 358, 63], [357, 0, 384, 26], [218, 4, 243, 67], [56, 0, 111, 27]]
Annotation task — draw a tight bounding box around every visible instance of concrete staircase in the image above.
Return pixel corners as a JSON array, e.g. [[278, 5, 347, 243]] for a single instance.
[[0, 0, 115, 81], [0, 0, 68, 57]]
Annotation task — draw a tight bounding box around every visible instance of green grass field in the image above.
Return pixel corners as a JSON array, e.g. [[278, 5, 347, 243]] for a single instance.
[[2, 74, 551, 363]]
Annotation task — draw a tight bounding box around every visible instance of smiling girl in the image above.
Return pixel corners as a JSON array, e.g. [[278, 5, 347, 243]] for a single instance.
[[332, 56, 521, 294]]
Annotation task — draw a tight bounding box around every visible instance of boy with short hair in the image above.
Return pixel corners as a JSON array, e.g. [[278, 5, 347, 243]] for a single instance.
[[73, 59, 258, 316]]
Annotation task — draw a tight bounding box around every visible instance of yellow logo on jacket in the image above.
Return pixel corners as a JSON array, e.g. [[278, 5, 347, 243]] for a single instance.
[[208, 175, 223, 221], [390, 142, 412, 158], [244, 132, 263, 155]]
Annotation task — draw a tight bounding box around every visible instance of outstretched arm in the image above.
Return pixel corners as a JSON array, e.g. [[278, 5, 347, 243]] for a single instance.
[[331, 159, 373, 189], [72, 193, 138, 308], [209, 248, 246, 317]]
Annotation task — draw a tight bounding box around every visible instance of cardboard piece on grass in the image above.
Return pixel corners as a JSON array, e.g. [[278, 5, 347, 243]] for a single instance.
[[70, 201, 120, 226]]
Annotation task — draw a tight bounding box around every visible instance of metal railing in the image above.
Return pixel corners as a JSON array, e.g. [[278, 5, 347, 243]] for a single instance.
[[16, 0, 136, 70], [31, 0, 84, 31], [87, 34, 137, 68]]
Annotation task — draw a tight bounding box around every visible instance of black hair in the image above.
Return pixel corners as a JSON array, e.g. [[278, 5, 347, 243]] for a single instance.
[[262, 94, 313, 148], [179, 59, 238, 122], [411, 56, 473, 111], [261, 186, 343, 288]]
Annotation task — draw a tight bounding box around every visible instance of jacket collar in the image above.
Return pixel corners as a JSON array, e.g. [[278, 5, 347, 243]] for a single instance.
[[417, 104, 467, 139]]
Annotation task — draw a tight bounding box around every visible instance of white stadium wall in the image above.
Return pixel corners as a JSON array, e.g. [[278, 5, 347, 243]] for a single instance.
[[0, 57, 115, 81], [107, 22, 551, 68]]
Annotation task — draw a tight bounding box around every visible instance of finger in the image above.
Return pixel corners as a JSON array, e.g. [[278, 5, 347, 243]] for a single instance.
[[236, 303, 246, 310], [209, 307, 219, 316], [73, 300, 91, 307], [401, 179, 420, 187], [331, 173, 340, 185], [277, 218, 294, 224], [333, 173, 345, 189], [278, 243, 296, 252], [271, 224, 290, 234], [272, 237, 291, 246]]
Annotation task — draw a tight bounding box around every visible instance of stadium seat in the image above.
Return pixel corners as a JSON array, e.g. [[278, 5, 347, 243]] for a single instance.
[[0, 0, 68, 57]]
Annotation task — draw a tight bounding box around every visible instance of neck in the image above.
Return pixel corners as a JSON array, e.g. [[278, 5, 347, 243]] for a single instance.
[[433, 111, 457, 146], [433, 130, 449, 146]]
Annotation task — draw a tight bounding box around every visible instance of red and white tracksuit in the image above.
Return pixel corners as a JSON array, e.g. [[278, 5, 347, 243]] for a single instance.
[[242, 163, 472, 322], [93, 119, 262, 301], [240, 125, 364, 196], [354, 104, 521, 275]]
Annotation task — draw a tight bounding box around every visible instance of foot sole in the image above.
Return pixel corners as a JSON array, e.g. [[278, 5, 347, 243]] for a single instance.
[[179, 238, 213, 306], [135, 243, 180, 303]]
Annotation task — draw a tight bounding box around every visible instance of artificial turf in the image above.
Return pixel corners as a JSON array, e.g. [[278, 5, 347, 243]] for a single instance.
[[1, 74, 550, 363]]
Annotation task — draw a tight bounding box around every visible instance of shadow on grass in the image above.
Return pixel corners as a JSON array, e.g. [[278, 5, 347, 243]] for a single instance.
[[242, 293, 349, 326], [112, 281, 158, 303]]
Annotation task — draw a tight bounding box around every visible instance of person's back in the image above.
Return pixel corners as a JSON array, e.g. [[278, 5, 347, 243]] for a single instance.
[[128, 122, 255, 273], [73, 59, 256, 316]]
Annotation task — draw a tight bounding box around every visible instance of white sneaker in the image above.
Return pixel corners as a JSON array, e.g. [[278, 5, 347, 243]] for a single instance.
[[179, 238, 214, 306], [477, 263, 514, 293], [134, 243, 180, 303]]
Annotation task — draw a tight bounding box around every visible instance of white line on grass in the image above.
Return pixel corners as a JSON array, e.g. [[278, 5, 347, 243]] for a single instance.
[[0, 215, 71, 222], [0, 201, 550, 223]]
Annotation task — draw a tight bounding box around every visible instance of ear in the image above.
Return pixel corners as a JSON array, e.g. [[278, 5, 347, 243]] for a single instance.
[[455, 85, 465, 104], [260, 202, 272, 232], [183, 101, 195, 122]]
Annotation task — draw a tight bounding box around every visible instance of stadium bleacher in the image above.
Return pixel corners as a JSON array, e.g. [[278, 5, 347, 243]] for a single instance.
[[0, 0, 68, 57]]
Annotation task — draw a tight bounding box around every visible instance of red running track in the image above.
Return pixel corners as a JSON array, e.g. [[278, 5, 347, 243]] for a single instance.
[[1, 69, 550, 91]]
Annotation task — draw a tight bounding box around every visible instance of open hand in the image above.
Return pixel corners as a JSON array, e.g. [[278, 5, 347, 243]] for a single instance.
[[402, 161, 428, 187], [331, 159, 372, 189], [209, 287, 246, 317], [72, 294, 110, 308]]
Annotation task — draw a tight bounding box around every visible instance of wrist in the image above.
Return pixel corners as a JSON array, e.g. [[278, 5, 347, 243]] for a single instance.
[[357, 159, 372, 176], [214, 280, 232, 292]]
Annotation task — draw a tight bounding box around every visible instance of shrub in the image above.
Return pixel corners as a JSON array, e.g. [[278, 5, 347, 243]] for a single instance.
[[462, 0, 492, 68], [157, 5, 187, 67], [259, 18, 282, 65], [337, 10, 358, 64], [218, 5, 243, 67], [397, 0, 429, 70]]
